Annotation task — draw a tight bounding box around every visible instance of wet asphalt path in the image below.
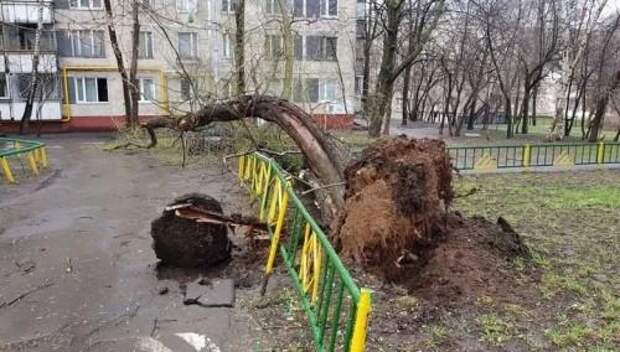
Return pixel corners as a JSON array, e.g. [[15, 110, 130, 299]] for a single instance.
[[0, 135, 253, 352]]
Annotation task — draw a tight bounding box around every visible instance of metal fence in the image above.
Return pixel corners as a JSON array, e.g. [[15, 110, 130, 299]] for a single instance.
[[0, 138, 48, 184], [448, 142, 620, 171], [237, 153, 371, 352]]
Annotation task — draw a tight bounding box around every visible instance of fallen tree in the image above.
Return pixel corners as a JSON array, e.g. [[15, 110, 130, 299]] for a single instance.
[[143, 95, 348, 217], [144, 96, 531, 299]]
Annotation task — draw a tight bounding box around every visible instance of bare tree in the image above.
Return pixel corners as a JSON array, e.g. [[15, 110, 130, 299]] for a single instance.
[[104, 0, 133, 127], [128, 0, 141, 128], [587, 12, 620, 141], [234, 0, 246, 95], [19, 0, 44, 134], [366, 0, 445, 137]]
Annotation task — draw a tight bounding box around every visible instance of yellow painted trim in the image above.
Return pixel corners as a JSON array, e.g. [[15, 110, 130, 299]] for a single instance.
[[259, 163, 272, 221], [41, 147, 48, 168], [350, 288, 372, 352], [553, 150, 574, 167], [267, 180, 280, 224], [60, 65, 171, 121], [27, 152, 39, 176], [1, 157, 16, 184], [62, 67, 71, 121], [62, 65, 165, 72], [523, 144, 531, 167], [474, 153, 497, 171], [238, 155, 245, 182], [597, 142, 605, 164], [159, 71, 170, 114], [265, 185, 289, 274]]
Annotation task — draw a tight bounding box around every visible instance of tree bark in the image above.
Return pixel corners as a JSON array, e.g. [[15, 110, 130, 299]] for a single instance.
[[589, 70, 620, 142], [234, 0, 245, 95], [128, 1, 141, 128], [532, 84, 538, 126], [143, 95, 348, 217], [520, 82, 530, 135], [19, 0, 44, 134], [367, 0, 445, 137], [401, 66, 411, 126], [104, 0, 132, 126]]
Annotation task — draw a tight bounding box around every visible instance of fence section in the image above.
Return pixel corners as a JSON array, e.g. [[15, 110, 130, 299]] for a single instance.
[[237, 153, 371, 352], [448, 142, 620, 171], [0, 138, 48, 184]]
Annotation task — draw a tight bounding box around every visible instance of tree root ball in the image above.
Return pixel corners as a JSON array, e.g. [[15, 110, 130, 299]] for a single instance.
[[151, 193, 231, 268], [333, 136, 454, 281]]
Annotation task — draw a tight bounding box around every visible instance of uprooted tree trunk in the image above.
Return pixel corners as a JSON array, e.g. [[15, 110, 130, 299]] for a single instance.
[[144, 104, 531, 297], [143, 95, 348, 218]]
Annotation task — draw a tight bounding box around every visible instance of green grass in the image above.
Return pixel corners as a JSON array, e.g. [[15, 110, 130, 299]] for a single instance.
[[454, 169, 620, 351]]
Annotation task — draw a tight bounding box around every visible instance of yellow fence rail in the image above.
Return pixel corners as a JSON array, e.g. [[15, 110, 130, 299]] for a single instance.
[[0, 138, 49, 184], [237, 153, 371, 352]]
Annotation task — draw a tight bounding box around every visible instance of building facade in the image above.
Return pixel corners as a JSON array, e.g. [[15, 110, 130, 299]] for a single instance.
[[0, 0, 359, 132]]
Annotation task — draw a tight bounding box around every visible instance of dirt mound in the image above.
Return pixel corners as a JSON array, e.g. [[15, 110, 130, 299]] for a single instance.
[[403, 214, 530, 303], [333, 136, 454, 281], [334, 136, 530, 302], [151, 193, 231, 268]]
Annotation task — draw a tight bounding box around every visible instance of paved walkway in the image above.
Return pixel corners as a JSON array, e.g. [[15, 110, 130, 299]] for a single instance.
[[0, 135, 254, 352]]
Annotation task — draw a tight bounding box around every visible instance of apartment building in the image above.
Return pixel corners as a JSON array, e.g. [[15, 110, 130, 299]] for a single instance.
[[0, 0, 62, 123], [0, 0, 359, 132]]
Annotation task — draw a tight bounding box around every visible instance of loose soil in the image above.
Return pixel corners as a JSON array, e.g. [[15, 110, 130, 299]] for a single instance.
[[334, 136, 530, 305], [151, 193, 231, 268], [334, 137, 454, 282]]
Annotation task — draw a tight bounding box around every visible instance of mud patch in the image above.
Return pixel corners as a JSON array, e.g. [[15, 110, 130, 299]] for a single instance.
[[400, 214, 530, 303]]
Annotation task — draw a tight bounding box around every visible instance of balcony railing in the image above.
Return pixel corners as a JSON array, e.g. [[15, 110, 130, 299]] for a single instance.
[[0, 1, 54, 24]]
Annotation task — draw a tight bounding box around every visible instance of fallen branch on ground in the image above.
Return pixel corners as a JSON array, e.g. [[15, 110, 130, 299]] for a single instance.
[[0, 282, 54, 309]]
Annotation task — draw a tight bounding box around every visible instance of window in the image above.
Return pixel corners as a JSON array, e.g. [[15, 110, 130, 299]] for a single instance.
[[265, 34, 283, 58], [355, 75, 363, 95], [0, 74, 8, 98], [293, 0, 337, 18], [180, 78, 193, 100], [294, 35, 303, 60], [222, 0, 234, 13], [265, 0, 282, 14], [305, 36, 337, 61], [322, 0, 337, 17], [70, 0, 103, 10], [68, 77, 108, 103], [320, 80, 338, 101], [223, 34, 232, 59], [294, 78, 319, 103], [139, 78, 155, 102], [178, 32, 197, 59], [61, 30, 105, 57], [177, 0, 198, 12], [294, 0, 304, 17], [138, 31, 154, 59], [293, 79, 336, 103]]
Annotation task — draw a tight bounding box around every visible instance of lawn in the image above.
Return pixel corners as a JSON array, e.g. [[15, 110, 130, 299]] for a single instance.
[[449, 169, 620, 351]]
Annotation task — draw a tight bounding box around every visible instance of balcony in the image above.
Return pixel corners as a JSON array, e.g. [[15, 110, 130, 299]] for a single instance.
[[1, 25, 56, 53], [0, 54, 57, 73], [1, 1, 54, 24]]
